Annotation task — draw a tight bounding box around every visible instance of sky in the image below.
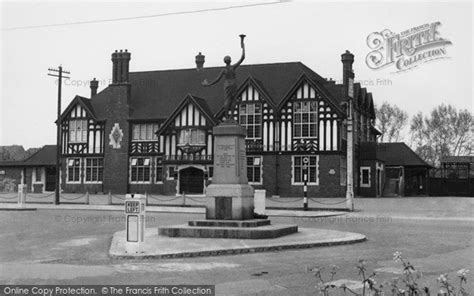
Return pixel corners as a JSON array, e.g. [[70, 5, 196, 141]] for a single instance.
[[1, 1, 472, 149]]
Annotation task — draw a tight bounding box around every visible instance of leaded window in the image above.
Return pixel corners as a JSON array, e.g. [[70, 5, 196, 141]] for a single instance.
[[67, 158, 81, 183], [178, 129, 206, 146], [247, 156, 262, 184], [85, 158, 103, 183], [155, 157, 163, 183], [293, 155, 318, 184], [130, 157, 151, 183], [132, 123, 160, 141], [69, 120, 87, 143], [240, 103, 261, 139], [293, 102, 317, 138]]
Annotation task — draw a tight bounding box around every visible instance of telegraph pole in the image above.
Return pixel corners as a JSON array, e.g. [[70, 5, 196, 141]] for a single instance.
[[48, 66, 70, 205], [345, 75, 355, 211]]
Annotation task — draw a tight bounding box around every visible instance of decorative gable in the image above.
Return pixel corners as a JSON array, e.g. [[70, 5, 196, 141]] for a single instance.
[[233, 79, 276, 152], [277, 76, 342, 153], [60, 97, 104, 155], [157, 94, 216, 136]]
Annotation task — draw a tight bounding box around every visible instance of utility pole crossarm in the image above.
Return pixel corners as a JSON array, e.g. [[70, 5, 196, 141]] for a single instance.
[[47, 65, 70, 205]]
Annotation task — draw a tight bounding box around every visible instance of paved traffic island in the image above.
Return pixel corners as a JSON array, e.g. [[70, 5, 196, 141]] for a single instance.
[[109, 227, 367, 259]]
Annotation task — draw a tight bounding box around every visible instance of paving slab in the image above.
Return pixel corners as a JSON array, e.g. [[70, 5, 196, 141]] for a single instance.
[[109, 227, 367, 259]]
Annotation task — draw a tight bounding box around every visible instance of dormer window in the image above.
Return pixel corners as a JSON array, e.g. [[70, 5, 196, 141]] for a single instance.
[[69, 120, 87, 143]]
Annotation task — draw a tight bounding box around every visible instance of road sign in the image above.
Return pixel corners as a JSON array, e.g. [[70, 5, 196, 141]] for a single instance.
[[124, 194, 146, 253]]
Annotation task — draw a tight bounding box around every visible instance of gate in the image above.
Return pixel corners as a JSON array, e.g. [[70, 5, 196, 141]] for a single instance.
[[429, 168, 473, 196]]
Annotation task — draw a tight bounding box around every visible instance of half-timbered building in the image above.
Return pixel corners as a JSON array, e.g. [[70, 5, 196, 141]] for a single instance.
[[58, 49, 383, 197]]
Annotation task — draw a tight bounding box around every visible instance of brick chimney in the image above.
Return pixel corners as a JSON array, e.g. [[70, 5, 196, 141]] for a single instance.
[[90, 78, 98, 97], [341, 50, 354, 87], [121, 50, 131, 83], [111, 50, 119, 84], [111, 49, 131, 84], [195, 52, 205, 70]]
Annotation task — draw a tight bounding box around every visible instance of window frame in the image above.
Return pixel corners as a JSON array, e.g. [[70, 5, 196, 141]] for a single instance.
[[239, 102, 262, 140], [247, 156, 263, 185], [291, 155, 319, 185], [131, 123, 160, 142], [33, 167, 43, 183], [129, 157, 152, 184], [84, 157, 104, 184], [177, 128, 206, 146], [67, 157, 82, 184], [155, 157, 164, 184], [69, 120, 88, 143], [360, 166, 371, 188], [293, 101, 318, 139]]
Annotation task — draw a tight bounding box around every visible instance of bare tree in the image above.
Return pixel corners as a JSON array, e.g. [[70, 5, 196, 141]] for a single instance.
[[375, 102, 409, 142], [409, 104, 473, 166]]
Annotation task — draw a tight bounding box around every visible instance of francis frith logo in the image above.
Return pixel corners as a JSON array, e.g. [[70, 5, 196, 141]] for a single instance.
[[366, 22, 452, 73]]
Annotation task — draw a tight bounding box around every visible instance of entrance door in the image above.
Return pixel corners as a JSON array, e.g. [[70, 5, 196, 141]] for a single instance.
[[383, 167, 402, 197], [45, 167, 56, 192], [179, 167, 204, 194]]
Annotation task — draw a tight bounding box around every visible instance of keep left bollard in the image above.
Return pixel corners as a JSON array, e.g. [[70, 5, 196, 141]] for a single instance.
[[124, 194, 146, 254], [18, 184, 27, 207]]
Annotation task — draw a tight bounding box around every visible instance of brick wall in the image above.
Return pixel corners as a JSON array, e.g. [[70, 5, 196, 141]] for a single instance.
[[101, 85, 131, 194], [257, 154, 345, 197]]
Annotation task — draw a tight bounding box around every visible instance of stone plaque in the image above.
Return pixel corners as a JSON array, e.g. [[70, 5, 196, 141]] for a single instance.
[[215, 196, 232, 220], [216, 144, 235, 169]]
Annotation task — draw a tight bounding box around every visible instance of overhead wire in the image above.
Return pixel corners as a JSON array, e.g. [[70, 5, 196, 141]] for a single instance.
[[3, 1, 290, 31]]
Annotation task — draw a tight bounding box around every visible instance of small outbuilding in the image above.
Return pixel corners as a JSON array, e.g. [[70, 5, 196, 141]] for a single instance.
[[0, 145, 57, 193]]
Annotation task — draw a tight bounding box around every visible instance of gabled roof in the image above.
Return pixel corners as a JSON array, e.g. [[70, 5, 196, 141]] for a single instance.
[[23, 145, 57, 166], [156, 94, 217, 135], [124, 62, 340, 119], [0, 145, 56, 167], [277, 72, 344, 116], [65, 61, 379, 122], [237, 76, 276, 107], [377, 143, 431, 167], [59, 95, 97, 122]]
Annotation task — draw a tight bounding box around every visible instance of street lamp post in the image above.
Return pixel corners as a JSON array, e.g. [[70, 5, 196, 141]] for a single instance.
[[303, 157, 309, 211]]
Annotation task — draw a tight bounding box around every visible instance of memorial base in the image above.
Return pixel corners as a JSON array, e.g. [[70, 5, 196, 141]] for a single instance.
[[205, 184, 254, 220], [158, 219, 298, 239]]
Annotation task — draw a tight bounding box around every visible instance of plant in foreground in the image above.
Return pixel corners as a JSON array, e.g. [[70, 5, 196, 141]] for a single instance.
[[306, 252, 470, 296]]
